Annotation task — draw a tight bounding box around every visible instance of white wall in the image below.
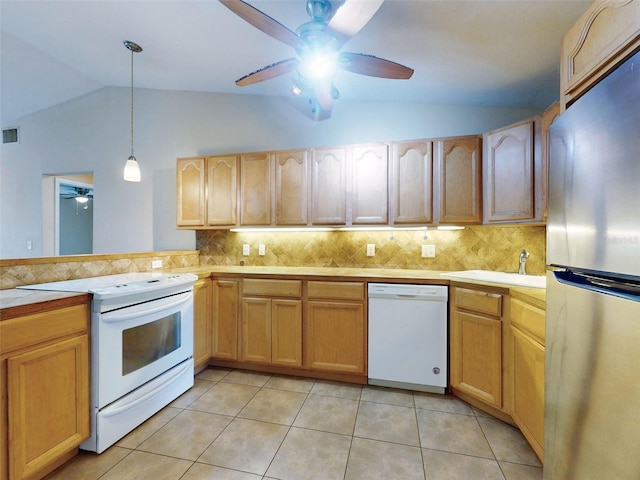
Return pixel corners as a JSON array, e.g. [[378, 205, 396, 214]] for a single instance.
[[0, 86, 540, 259]]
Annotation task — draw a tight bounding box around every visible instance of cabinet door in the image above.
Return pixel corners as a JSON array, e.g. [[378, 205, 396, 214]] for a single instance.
[[275, 150, 308, 225], [193, 278, 212, 369], [305, 301, 365, 374], [437, 136, 482, 224], [390, 140, 433, 225], [241, 297, 272, 363], [451, 310, 502, 408], [207, 155, 238, 226], [212, 279, 239, 360], [540, 103, 560, 221], [351, 144, 388, 224], [271, 299, 302, 366], [241, 152, 272, 225], [176, 157, 206, 227], [561, 0, 640, 110], [310, 147, 347, 225], [7, 335, 90, 480], [511, 326, 545, 461], [484, 121, 535, 223]]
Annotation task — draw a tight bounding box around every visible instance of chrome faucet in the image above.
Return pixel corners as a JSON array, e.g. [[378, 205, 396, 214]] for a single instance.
[[518, 249, 530, 275]]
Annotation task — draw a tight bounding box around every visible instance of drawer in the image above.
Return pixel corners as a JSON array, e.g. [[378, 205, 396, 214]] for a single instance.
[[455, 287, 502, 317], [242, 279, 302, 298], [0, 304, 89, 354], [511, 298, 545, 345], [308, 281, 365, 301]]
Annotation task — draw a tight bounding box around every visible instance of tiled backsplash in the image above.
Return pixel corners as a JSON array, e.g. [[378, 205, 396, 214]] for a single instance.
[[197, 225, 546, 274], [1, 226, 546, 290], [0, 251, 200, 289]]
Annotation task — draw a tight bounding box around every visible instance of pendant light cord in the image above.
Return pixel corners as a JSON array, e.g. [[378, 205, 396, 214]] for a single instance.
[[130, 46, 134, 158]]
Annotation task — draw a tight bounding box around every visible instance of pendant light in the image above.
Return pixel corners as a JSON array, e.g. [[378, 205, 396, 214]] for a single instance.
[[123, 40, 142, 182]]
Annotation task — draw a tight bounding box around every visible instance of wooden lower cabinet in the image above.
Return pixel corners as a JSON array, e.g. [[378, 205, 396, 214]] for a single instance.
[[304, 281, 366, 374], [193, 277, 213, 370], [452, 310, 503, 407], [450, 285, 507, 412], [241, 279, 302, 367], [510, 296, 546, 462], [450, 284, 546, 463], [1, 302, 90, 480], [212, 279, 240, 361]]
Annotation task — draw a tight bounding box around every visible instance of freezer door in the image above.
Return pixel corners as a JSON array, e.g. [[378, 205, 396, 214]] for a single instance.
[[547, 49, 640, 277], [545, 272, 640, 480]]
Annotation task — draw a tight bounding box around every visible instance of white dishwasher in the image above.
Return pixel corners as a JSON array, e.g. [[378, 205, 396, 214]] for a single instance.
[[368, 283, 448, 394]]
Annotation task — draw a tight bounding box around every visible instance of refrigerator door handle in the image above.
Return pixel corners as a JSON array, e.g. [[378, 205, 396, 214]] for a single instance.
[[555, 270, 640, 303]]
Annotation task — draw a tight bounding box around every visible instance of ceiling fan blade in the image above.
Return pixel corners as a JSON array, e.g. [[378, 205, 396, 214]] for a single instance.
[[326, 0, 384, 46], [338, 52, 414, 79], [219, 0, 306, 50], [236, 58, 300, 86]]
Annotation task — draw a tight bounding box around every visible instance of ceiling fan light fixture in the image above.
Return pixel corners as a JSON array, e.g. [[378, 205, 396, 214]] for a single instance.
[[75, 196, 89, 204], [298, 52, 338, 82], [123, 40, 142, 183]]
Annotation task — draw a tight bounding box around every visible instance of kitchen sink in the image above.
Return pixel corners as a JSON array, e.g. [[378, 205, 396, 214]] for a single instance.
[[440, 270, 546, 289]]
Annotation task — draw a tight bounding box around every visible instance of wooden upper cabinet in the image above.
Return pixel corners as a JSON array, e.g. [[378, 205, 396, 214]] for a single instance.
[[310, 147, 347, 225], [240, 152, 272, 226], [483, 120, 540, 223], [540, 103, 560, 221], [351, 143, 389, 225], [176, 157, 206, 226], [561, 0, 640, 110], [436, 136, 482, 224], [390, 140, 433, 225], [207, 155, 238, 226], [275, 150, 308, 225]]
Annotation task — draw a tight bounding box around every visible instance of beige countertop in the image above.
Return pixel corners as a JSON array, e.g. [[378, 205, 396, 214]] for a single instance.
[[1, 266, 546, 317], [170, 265, 449, 282], [172, 265, 546, 306], [0, 289, 90, 320]]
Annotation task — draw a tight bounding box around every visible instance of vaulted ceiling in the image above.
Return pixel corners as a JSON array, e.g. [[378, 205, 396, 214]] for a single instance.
[[0, 0, 591, 124]]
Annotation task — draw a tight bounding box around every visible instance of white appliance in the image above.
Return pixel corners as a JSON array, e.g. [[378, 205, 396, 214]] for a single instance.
[[19, 272, 197, 453], [368, 283, 448, 394]]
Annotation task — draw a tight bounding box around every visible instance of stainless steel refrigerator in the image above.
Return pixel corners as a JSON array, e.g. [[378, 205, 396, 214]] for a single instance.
[[546, 49, 640, 479]]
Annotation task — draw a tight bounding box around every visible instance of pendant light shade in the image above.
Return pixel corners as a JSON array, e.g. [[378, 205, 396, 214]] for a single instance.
[[123, 40, 142, 182], [124, 155, 141, 182]]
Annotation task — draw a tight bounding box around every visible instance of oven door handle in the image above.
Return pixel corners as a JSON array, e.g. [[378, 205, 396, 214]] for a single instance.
[[101, 292, 192, 323], [100, 359, 193, 418]]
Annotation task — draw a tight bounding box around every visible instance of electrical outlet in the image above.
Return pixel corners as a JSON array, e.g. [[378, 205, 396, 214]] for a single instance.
[[242, 244, 250, 256], [258, 244, 266, 256], [151, 259, 163, 269], [367, 244, 376, 257], [421, 244, 436, 258]]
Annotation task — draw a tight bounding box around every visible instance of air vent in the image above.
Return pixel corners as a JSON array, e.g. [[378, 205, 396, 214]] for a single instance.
[[3, 128, 18, 144]]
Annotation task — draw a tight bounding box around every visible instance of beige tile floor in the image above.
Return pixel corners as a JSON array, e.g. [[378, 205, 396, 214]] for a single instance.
[[46, 368, 543, 480]]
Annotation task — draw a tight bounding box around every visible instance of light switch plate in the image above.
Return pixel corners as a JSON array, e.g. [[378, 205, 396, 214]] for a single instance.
[[422, 244, 436, 258], [258, 244, 266, 256], [367, 244, 376, 257], [151, 259, 163, 269], [242, 244, 250, 256]]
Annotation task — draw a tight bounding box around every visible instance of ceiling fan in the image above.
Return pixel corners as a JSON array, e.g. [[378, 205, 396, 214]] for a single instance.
[[60, 186, 93, 203], [220, 0, 414, 120]]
